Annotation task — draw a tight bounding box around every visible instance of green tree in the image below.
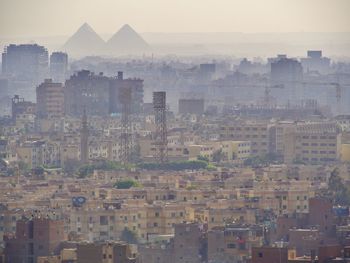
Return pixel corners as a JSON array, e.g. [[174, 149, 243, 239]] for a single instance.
[[197, 155, 209, 162], [138, 160, 209, 171], [120, 228, 138, 244], [77, 160, 130, 178], [63, 158, 80, 175], [18, 161, 29, 172], [212, 149, 224, 163], [232, 152, 237, 160], [326, 168, 350, 205], [130, 144, 141, 164], [32, 166, 45, 176], [114, 179, 141, 189]]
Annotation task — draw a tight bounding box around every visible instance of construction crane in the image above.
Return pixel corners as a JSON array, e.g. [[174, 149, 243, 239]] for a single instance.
[[295, 81, 350, 115], [263, 84, 284, 107], [209, 80, 285, 107], [297, 81, 341, 102]]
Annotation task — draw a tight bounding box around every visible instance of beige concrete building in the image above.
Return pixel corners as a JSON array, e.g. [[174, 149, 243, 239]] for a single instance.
[[17, 140, 61, 168], [140, 138, 250, 162], [283, 122, 341, 164], [36, 79, 64, 119], [76, 242, 137, 263], [68, 202, 193, 242], [220, 121, 270, 156], [208, 225, 263, 263]]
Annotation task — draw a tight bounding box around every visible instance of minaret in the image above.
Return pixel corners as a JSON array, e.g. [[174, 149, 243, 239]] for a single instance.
[[80, 108, 89, 164]]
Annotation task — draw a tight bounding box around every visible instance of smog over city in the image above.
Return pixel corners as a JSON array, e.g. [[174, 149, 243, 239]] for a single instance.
[[0, 0, 350, 262]]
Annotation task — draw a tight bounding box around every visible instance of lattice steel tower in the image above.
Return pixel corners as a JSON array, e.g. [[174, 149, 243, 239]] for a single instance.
[[153, 91, 168, 163], [80, 108, 89, 164], [119, 86, 132, 164]]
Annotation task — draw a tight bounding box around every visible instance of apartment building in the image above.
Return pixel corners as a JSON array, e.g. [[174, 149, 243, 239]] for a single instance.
[[0, 208, 24, 247], [254, 187, 315, 215], [220, 120, 341, 164], [284, 122, 341, 164], [76, 242, 137, 263], [187, 140, 252, 162], [36, 79, 64, 119], [202, 208, 257, 230], [64, 70, 143, 117], [208, 224, 264, 263], [220, 122, 270, 156], [296, 122, 341, 163], [68, 202, 193, 242], [4, 218, 65, 263], [173, 223, 202, 263], [17, 140, 61, 168], [140, 138, 251, 162], [86, 138, 120, 162]]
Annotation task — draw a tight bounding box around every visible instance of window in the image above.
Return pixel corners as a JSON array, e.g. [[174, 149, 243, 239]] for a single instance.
[[227, 243, 236, 249], [100, 216, 108, 225]]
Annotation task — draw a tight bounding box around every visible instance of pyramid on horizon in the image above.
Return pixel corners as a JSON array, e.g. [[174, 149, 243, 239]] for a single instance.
[[62, 23, 105, 57], [107, 24, 150, 55]]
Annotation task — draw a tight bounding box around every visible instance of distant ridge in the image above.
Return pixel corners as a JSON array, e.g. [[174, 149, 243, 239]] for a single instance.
[[107, 24, 150, 55], [62, 23, 105, 57]]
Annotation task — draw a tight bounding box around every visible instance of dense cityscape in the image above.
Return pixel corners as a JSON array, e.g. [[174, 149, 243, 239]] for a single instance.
[[1, 1, 350, 263]]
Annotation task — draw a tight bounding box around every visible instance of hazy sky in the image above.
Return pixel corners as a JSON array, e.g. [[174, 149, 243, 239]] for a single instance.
[[0, 0, 349, 37]]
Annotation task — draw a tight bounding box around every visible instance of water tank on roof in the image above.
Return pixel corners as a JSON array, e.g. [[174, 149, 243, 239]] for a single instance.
[[72, 196, 86, 207]]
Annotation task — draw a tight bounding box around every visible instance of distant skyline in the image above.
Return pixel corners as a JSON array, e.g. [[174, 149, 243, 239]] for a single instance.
[[0, 0, 350, 37]]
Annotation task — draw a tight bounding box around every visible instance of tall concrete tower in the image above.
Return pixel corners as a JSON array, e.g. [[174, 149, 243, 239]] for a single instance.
[[80, 108, 89, 164]]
